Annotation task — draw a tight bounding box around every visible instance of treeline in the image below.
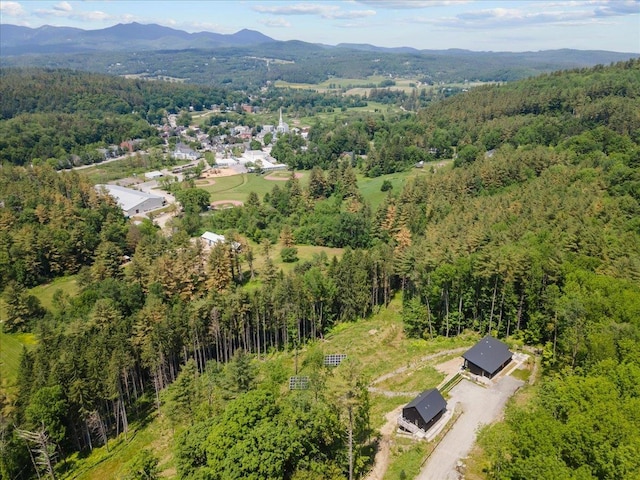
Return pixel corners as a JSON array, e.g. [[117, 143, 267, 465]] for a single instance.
[[419, 59, 640, 152], [0, 112, 156, 168], [206, 165, 373, 249], [270, 59, 639, 178], [0, 68, 242, 120]]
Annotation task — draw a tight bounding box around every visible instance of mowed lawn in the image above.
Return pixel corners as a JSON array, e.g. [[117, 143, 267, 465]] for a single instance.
[[357, 169, 429, 210]]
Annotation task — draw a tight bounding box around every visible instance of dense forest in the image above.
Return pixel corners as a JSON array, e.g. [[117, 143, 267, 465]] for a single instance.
[[1, 60, 640, 479]]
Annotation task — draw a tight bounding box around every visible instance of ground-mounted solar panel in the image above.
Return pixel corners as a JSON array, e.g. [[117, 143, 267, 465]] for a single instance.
[[289, 376, 310, 390], [324, 354, 347, 366]]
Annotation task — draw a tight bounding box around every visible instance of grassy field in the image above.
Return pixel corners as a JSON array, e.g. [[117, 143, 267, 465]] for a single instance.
[[275, 75, 416, 92], [292, 100, 404, 126], [1, 276, 77, 385], [201, 168, 431, 211], [202, 171, 310, 204], [30, 275, 79, 311], [383, 437, 428, 480], [0, 331, 37, 385], [375, 364, 444, 393], [357, 169, 428, 210], [246, 243, 345, 278], [60, 410, 175, 480]]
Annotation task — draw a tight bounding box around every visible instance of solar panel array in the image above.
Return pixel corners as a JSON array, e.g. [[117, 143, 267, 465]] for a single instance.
[[289, 376, 310, 390], [324, 354, 347, 366]]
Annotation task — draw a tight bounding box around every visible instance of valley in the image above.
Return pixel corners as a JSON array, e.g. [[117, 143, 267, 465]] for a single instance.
[[0, 10, 639, 479]]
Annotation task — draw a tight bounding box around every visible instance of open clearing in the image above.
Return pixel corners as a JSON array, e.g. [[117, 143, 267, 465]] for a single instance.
[[0, 332, 37, 385]]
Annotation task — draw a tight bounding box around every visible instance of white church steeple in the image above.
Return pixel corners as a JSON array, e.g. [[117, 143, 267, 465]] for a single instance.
[[277, 107, 289, 134]]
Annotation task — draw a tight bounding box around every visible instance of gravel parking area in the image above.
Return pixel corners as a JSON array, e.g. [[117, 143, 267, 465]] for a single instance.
[[416, 375, 524, 480]]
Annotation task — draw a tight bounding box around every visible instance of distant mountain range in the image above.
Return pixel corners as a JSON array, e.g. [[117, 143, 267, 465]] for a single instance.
[[0, 23, 276, 55], [1, 23, 638, 88]]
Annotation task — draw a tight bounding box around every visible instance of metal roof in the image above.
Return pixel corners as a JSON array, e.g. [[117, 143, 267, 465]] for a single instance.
[[97, 184, 164, 212], [201, 231, 225, 244], [403, 388, 446, 424], [462, 335, 512, 375]]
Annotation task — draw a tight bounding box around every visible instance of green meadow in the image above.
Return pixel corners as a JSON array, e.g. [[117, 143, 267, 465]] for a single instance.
[[0, 331, 36, 385], [0, 276, 77, 384]]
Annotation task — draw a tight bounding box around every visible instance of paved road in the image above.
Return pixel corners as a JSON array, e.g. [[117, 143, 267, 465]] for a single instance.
[[416, 375, 523, 480]]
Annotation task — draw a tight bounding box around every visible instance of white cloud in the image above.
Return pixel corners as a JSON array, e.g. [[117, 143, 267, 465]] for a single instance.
[[34, 6, 114, 22], [0, 1, 26, 17], [259, 17, 292, 28], [413, 4, 629, 29], [356, 0, 470, 8], [53, 1, 72, 12], [331, 9, 376, 19], [253, 3, 375, 19], [82, 10, 110, 21], [595, 0, 640, 17]]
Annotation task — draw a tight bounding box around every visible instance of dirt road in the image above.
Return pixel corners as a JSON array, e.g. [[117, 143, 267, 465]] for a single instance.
[[363, 347, 469, 480], [416, 375, 523, 480]]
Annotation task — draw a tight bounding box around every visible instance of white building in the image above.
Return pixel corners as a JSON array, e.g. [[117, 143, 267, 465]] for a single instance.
[[201, 231, 226, 246], [240, 150, 287, 172], [173, 143, 200, 161], [97, 184, 166, 217]]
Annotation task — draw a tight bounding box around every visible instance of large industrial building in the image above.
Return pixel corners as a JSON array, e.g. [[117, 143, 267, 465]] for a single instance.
[[97, 184, 165, 217]]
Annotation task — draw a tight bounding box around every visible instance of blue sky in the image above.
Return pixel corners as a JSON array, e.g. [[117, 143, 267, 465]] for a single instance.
[[1, 1, 639, 52]]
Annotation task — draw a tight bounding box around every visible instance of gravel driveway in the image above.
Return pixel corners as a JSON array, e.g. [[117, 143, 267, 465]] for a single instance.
[[416, 375, 523, 480]]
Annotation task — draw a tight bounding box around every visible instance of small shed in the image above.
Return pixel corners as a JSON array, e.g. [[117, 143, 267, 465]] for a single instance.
[[402, 389, 447, 432], [462, 335, 512, 378]]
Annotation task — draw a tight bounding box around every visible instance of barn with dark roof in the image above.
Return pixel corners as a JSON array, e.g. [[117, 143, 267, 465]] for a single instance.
[[462, 335, 512, 378], [402, 388, 447, 432]]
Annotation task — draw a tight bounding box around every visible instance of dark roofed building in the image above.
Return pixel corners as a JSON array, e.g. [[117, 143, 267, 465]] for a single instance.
[[402, 389, 447, 432], [463, 335, 512, 378]]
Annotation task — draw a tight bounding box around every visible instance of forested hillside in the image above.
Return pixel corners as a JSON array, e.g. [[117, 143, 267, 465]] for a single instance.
[[0, 68, 241, 167], [2, 26, 637, 88], [1, 60, 639, 479]]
